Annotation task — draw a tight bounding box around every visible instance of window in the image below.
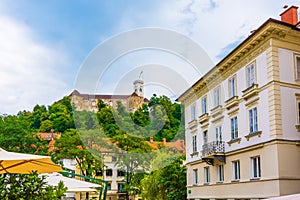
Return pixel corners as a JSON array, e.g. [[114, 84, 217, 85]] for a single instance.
[[217, 165, 224, 182], [215, 126, 222, 143], [191, 104, 196, 121], [249, 107, 258, 134], [192, 135, 197, 153], [232, 160, 240, 180], [298, 101, 300, 124], [107, 182, 111, 190], [231, 116, 238, 140], [95, 170, 103, 176], [204, 167, 210, 183], [118, 183, 125, 192], [106, 169, 113, 176], [228, 76, 236, 98], [251, 156, 261, 179], [246, 63, 256, 87], [201, 96, 207, 114], [213, 87, 221, 107], [117, 170, 125, 177], [203, 130, 208, 145], [296, 55, 300, 80], [193, 169, 198, 185]]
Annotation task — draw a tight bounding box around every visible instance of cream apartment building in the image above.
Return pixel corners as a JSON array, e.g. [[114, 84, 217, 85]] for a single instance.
[[177, 6, 300, 200]]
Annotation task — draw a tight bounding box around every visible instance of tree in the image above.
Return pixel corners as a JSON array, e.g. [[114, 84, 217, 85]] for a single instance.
[[141, 94, 184, 141], [73, 110, 98, 130], [52, 129, 103, 177], [0, 115, 48, 154], [131, 104, 150, 127], [97, 107, 120, 137], [0, 171, 66, 200], [39, 120, 54, 132], [141, 155, 186, 200], [31, 105, 49, 130], [111, 134, 153, 200], [48, 97, 75, 132]]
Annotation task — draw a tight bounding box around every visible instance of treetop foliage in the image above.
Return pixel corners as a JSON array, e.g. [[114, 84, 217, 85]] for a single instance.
[[0, 171, 67, 200]]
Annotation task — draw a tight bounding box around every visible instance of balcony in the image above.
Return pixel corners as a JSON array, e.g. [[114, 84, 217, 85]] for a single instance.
[[201, 141, 226, 166], [225, 96, 239, 110], [210, 105, 223, 118], [242, 84, 259, 100], [199, 113, 209, 124], [188, 120, 198, 130]]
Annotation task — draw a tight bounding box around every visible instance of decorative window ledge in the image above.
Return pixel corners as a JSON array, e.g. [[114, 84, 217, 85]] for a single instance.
[[190, 152, 199, 157], [203, 183, 210, 185], [245, 131, 262, 141], [245, 97, 259, 108], [242, 84, 259, 100], [250, 178, 261, 181], [225, 96, 239, 110], [295, 125, 300, 132], [199, 113, 209, 124], [227, 107, 239, 117], [227, 138, 241, 146], [216, 181, 224, 184], [188, 120, 198, 130], [231, 179, 240, 183], [210, 105, 223, 118]]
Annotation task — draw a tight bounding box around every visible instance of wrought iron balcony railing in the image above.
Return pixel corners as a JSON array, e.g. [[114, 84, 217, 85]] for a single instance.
[[202, 141, 225, 157]]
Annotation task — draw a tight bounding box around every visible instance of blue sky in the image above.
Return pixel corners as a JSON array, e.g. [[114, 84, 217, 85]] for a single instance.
[[0, 0, 299, 114]]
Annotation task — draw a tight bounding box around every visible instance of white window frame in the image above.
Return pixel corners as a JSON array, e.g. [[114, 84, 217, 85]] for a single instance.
[[295, 54, 300, 80], [204, 167, 210, 184], [201, 96, 207, 115], [191, 104, 196, 121], [217, 164, 224, 182], [193, 169, 198, 185], [215, 126, 222, 143], [203, 130, 208, 145], [251, 156, 261, 179], [246, 62, 256, 88], [228, 75, 236, 98], [192, 135, 197, 153], [213, 86, 221, 108], [232, 160, 240, 180], [231, 116, 238, 140], [297, 101, 300, 124], [249, 107, 258, 134]]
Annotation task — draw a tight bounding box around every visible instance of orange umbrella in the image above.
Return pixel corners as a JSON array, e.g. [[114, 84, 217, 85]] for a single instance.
[[0, 148, 63, 174]]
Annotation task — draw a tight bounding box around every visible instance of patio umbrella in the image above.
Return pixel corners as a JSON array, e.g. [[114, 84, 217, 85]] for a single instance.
[[0, 148, 63, 174], [44, 173, 102, 192], [265, 194, 300, 200]]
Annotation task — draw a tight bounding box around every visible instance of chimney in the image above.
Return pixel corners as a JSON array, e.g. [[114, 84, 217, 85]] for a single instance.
[[150, 137, 154, 143], [280, 6, 299, 25], [162, 138, 167, 145]]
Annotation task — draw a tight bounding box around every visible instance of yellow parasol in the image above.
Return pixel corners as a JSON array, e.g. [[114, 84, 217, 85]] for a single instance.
[[0, 148, 63, 174]]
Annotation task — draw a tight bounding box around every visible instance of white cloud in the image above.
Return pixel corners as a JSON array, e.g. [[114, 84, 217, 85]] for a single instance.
[[0, 15, 69, 114], [99, 0, 300, 99], [162, 0, 300, 62], [116, 0, 299, 63]]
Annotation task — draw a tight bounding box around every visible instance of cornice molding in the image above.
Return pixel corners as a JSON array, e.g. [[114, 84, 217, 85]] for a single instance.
[[179, 22, 296, 104]]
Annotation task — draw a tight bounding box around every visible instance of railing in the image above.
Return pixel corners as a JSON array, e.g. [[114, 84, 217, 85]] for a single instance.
[[60, 171, 108, 200], [202, 141, 225, 157]]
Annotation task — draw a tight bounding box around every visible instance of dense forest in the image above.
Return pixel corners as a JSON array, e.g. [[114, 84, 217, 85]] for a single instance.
[[0, 94, 186, 200]]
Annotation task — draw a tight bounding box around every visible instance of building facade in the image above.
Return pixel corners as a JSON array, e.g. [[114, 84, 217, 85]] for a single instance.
[[178, 6, 300, 200], [70, 79, 148, 112]]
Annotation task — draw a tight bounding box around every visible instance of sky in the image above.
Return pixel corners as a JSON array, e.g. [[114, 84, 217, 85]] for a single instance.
[[0, 0, 299, 115]]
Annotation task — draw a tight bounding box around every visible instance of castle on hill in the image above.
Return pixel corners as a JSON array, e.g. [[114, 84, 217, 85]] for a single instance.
[[69, 79, 148, 112]]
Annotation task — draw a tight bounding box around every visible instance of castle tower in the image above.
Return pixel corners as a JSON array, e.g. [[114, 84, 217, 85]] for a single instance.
[[133, 79, 144, 97]]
